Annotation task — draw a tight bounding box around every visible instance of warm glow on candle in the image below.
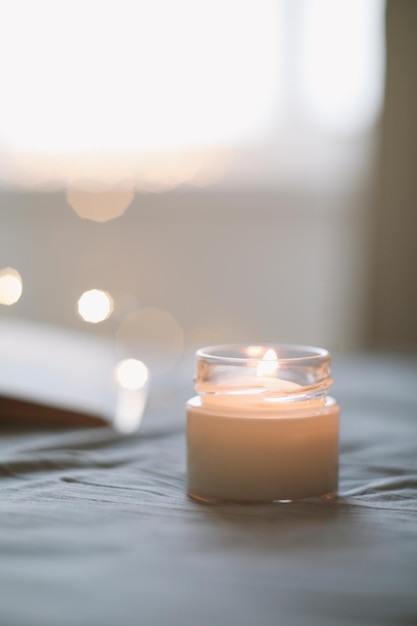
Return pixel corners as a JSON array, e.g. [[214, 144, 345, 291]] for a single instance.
[[256, 348, 279, 378], [188, 344, 339, 503]]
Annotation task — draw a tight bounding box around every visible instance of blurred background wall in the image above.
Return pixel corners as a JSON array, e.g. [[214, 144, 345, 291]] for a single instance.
[[369, 0, 417, 351], [0, 0, 415, 376]]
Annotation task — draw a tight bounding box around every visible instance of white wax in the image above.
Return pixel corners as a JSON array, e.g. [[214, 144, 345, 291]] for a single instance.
[[187, 396, 339, 503]]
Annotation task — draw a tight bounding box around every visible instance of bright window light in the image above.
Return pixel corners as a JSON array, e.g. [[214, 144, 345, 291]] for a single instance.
[[0, 1, 385, 189], [297, 0, 385, 134], [0, 0, 282, 187]]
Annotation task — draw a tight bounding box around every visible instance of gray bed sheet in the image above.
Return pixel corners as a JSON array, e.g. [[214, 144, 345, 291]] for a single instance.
[[1, 353, 416, 626]]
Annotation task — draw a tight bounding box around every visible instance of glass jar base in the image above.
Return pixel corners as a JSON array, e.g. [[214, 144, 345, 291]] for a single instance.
[[188, 491, 337, 505]]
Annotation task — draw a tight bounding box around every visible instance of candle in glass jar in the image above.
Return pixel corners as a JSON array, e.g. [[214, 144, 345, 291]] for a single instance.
[[186, 345, 339, 503]]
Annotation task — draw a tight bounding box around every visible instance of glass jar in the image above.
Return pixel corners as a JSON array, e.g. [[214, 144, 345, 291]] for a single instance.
[[186, 344, 339, 503]]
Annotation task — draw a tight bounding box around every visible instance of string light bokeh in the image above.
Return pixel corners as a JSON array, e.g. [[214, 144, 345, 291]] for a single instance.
[[67, 185, 135, 223], [114, 359, 149, 391], [0, 268, 23, 306], [77, 290, 114, 324]]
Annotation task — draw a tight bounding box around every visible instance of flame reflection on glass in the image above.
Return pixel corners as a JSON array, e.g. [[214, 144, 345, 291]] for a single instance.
[[256, 348, 279, 378], [245, 345, 266, 358]]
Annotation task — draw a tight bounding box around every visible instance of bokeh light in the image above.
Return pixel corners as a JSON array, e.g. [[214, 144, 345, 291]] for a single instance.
[[0, 268, 23, 305], [114, 389, 147, 434], [77, 289, 114, 323], [114, 358, 149, 391], [67, 184, 134, 222], [116, 306, 184, 374]]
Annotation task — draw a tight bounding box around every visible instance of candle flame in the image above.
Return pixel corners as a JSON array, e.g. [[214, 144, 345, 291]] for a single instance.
[[256, 348, 279, 378]]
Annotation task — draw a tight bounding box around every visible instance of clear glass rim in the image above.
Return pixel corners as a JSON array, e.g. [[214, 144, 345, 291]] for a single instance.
[[196, 343, 330, 366]]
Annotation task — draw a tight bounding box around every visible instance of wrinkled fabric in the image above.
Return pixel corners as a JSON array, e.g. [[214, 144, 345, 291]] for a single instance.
[[0, 355, 416, 626]]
